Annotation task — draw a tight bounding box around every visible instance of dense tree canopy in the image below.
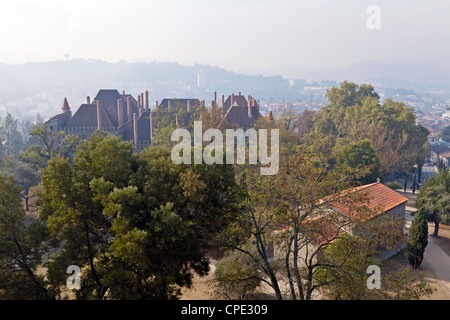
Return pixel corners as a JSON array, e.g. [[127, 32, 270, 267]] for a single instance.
[[38, 132, 240, 299], [311, 81, 429, 174]]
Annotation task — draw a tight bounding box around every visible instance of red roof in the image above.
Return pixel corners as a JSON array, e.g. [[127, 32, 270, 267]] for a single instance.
[[328, 182, 408, 221]]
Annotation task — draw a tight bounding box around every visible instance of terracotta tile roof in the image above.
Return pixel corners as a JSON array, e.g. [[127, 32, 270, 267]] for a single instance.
[[440, 150, 450, 159], [328, 182, 408, 221], [301, 217, 343, 246]]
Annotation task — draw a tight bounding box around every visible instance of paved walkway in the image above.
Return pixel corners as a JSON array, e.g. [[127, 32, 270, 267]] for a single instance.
[[405, 212, 450, 298]]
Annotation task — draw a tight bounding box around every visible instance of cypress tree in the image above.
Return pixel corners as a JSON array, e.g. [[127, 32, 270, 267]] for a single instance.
[[407, 207, 429, 269]]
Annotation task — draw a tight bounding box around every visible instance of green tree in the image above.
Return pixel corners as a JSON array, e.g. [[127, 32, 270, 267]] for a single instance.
[[19, 125, 79, 170], [416, 185, 450, 237], [214, 246, 261, 300], [0, 175, 52, 299], [39, 132, 240, 299], [336, 139, 381, 185], [218, 139, 399, 300], [0, 113, 25, 158], [407, 207, 429, 269], [312, 81, 429, 175]]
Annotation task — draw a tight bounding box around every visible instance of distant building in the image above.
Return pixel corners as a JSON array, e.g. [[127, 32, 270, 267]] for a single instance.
[[221, 92, 262, 128], [45, 90, 262, 150], [430, 142, 450, 166], [272, 181, 408, 263], [45, 89, 152, 151]]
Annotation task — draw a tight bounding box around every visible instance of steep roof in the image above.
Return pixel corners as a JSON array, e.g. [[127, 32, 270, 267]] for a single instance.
[[431, 144, 450, 155], [61, 97, 70, 111], [94, 89, 123, 111], [65, 104, 112, 128], [328, 182, 408, 221], [106, 105, 118, 128], [223, 94, 248, 113]]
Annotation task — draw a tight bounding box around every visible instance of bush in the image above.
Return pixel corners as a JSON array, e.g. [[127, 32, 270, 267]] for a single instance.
[[214, 246, 261, 300], [387, 181, 402, 190]]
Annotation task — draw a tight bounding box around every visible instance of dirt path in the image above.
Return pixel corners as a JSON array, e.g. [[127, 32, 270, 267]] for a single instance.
[[405, 212, 450, 299]]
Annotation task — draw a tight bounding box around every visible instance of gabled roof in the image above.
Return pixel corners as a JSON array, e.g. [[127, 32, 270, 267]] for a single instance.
[[65, 103, 112, 128], [328, 182, 408, 221], [94, 89, 123, 111], [106, 105, 118, 128], [440, 150, 450, 159], [431, 144, 450, 155], [223, 95, 248, 113]]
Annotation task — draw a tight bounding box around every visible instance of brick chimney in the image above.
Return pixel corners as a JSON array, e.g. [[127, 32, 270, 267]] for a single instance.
[[137, 95, 141, 108], [248, 98, 252, 118], [96, 100, 102, 131], [133, 113, 138, 145], [86, 96, 90, 104], [117, 99, 124, 127], [127, 96, 132, 123], [145, 91, 149, 111], [187, 100, 190, 112], [221, 95, 225, 116], [149, 112, 153, 143]]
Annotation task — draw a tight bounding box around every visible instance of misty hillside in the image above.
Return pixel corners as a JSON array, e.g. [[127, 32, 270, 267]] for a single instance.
[[263, 60, 450, 92]]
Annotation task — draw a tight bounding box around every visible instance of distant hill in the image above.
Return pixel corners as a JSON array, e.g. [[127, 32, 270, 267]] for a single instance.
[[263, 60, 450, 92], [0, 59, 287, 97]]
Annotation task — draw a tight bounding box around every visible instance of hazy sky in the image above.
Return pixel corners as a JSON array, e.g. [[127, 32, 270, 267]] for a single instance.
[[0, 0, 449, 73]]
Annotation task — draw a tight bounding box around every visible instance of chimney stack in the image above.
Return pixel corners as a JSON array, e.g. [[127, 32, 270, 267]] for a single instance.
[[137, 95, 141, 108], [187, 100, 190, 112], [248, 98, 252, 118], [150, 113, 153, 143], [96, 100, 102, 131], [221, 94, 225, 116], [168, 100, 171, 111], [156, 100, 159, 109], [87, 96, 91, 104], [141, 93, 144, 108], [127, 96, 132, 122], [211, 100, 216, 112], [117, 99, 124, 127], [145, 91, 149, 111], [133, 113, 138, 145], [214, 91, 217, 107]]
